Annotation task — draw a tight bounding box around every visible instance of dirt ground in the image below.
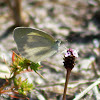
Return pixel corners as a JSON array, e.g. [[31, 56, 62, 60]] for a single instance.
[[0, 0, 100, 100]]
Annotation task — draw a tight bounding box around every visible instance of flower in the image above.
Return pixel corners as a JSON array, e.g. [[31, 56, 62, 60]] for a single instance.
[[63, 48, 78, 70], [64, 48, 78, 58]]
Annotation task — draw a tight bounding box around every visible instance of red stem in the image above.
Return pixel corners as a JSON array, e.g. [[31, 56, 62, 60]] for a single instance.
[[63, 69, 71, 100]]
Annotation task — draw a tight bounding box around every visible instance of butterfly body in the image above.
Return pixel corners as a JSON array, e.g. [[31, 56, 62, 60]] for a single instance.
[[13, 27, 60, 62]]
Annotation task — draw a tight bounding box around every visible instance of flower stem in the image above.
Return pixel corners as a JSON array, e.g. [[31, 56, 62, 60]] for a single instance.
[[63, 69, 71, 100]]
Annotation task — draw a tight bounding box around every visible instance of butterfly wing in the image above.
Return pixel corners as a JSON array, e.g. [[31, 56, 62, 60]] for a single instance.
[[13, 27, 60, 62]]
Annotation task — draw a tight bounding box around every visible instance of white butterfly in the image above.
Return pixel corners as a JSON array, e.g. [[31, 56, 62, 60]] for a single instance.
[[13, 27, 61, 63]]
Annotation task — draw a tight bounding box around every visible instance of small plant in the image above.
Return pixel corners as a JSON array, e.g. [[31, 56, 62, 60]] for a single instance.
[[0, 51, 41, 99]]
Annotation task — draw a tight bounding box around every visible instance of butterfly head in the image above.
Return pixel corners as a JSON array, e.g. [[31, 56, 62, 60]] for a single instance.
[[55, 40, 61, 46]]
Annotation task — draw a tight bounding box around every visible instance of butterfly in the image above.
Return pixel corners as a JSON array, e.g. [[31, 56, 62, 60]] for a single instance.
[[13, 27, 61, 63]]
